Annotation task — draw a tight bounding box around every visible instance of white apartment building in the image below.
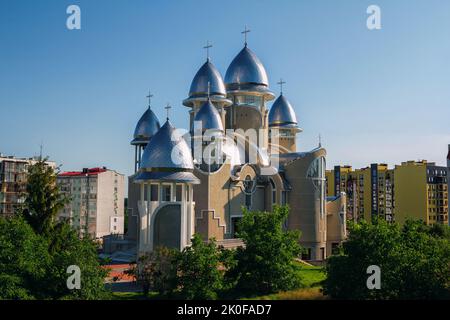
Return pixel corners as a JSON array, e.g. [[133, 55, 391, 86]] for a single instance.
[[57, 167, 125, 239]]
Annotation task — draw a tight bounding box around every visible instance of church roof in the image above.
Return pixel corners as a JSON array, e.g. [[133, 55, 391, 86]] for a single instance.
[[225, 46, 269, 87], [139, 120, 194, 171], [131, 107, 161, 145], [269, 94, 298, 128], [194, 99, 223, 132], [189, 60, 227, 98]]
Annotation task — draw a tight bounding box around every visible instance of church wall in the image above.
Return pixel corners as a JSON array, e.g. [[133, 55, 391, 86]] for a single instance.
[[283, 148, 328, 261], [193, 163, 231, 240]]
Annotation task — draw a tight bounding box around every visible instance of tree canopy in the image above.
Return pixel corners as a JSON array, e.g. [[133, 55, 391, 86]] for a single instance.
[[0, 159, 109, 300], [323, 219, 450, 300], [225, 205, 303, 296]]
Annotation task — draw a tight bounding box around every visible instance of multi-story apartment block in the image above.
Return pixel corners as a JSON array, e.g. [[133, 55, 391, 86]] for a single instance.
[[395, 160, 448, 225], [57, 167, 125, 239], [447, 145, 450, 226], [327, 160, 448, 226], [326, 164, 394, 222], [0, 154, 56, 216]]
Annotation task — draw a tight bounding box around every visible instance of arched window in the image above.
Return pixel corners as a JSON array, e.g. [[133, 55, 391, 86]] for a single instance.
[[243, 175, 255, 209], [307, 157, 326, 218], [269, 178, 276, 205]]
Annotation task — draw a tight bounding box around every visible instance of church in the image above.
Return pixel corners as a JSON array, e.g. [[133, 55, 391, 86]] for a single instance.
[[127, 30, 346, 261]]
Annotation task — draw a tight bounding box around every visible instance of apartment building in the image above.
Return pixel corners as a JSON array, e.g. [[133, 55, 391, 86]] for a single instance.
[[326, 164, 394, 222], [0, 154, 56, 216], [57, 167, 125, 239], [327, 160, 447, 226], [447, 145, 450, 225], [395, 161, 448, 225]]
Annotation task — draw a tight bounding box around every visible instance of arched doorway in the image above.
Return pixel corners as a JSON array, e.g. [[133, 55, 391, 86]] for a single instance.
[[153, 204, 181, 249]]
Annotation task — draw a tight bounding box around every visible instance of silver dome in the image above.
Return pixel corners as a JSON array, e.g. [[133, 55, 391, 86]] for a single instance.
[[189, 60, 226, 98], [131, 108, 161, 145], [140, 120, 194, 170], [194, 99, 223, 132], [269, 94, 298, 127], [225, 46, 269, 86]]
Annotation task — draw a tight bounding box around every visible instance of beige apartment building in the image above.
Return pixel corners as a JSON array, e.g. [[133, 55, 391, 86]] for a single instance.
[[57, 167, 125, 239]]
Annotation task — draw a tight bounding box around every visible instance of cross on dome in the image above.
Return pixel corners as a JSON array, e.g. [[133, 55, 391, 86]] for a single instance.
[[277, 79, 286, 94], [241, 26, 250, 46], [146, 90, 153, 108], [203, 40, 212, 61], [165, 103, 171, 120]]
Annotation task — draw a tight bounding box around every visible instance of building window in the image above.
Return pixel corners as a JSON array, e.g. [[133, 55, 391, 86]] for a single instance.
[[307, 156, 326, 218], [281, 191, 288, 205], [176, 185, 182, 201], [270, 179, 276, 205], [150, 184, 158, 201], [235, 95, 262, 108], [243, 175, 254, 209], [162, 185, 171, 202]]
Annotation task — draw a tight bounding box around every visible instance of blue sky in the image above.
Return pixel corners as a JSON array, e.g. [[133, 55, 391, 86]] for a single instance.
[[1, 0, 449, 183]]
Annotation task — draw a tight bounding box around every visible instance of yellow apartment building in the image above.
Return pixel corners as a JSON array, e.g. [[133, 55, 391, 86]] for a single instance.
[[327, 160, 447, 226]]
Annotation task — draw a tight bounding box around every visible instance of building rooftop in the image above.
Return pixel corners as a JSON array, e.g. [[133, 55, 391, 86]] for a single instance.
[[59, 167, 108, 177]]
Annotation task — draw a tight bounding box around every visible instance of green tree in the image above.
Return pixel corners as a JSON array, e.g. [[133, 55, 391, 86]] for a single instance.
[[176, 234, 225, 300], [0, 160, 110, 300], [0, 216, 49, 299], [127, 246, 178, 297], [20, 159, 68, 235], [226, 205, 303, 296], [323, 219, 450, 300], [44, 223, 110, 300]]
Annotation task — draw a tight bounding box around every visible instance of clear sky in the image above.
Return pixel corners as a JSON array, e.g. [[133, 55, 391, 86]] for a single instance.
[[1, 0, 449, 185]]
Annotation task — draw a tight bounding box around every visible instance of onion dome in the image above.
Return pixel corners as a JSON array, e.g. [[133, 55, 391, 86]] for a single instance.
[[193, 99, 223, 132], [190, 60, 226, 98], [269, 94, 298, 128], [183, 60, 232, 107], [134, 120, 199, 184], [224, 46, 274, 100], [131, 107, 161, 146], [225, 46, 268, 86]]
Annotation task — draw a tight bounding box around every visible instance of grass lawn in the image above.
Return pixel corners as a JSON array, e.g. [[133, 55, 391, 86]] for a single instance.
[[243, 262, 327, 300], [295, 262, 326, 288], [111, 263, 328, 300]]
